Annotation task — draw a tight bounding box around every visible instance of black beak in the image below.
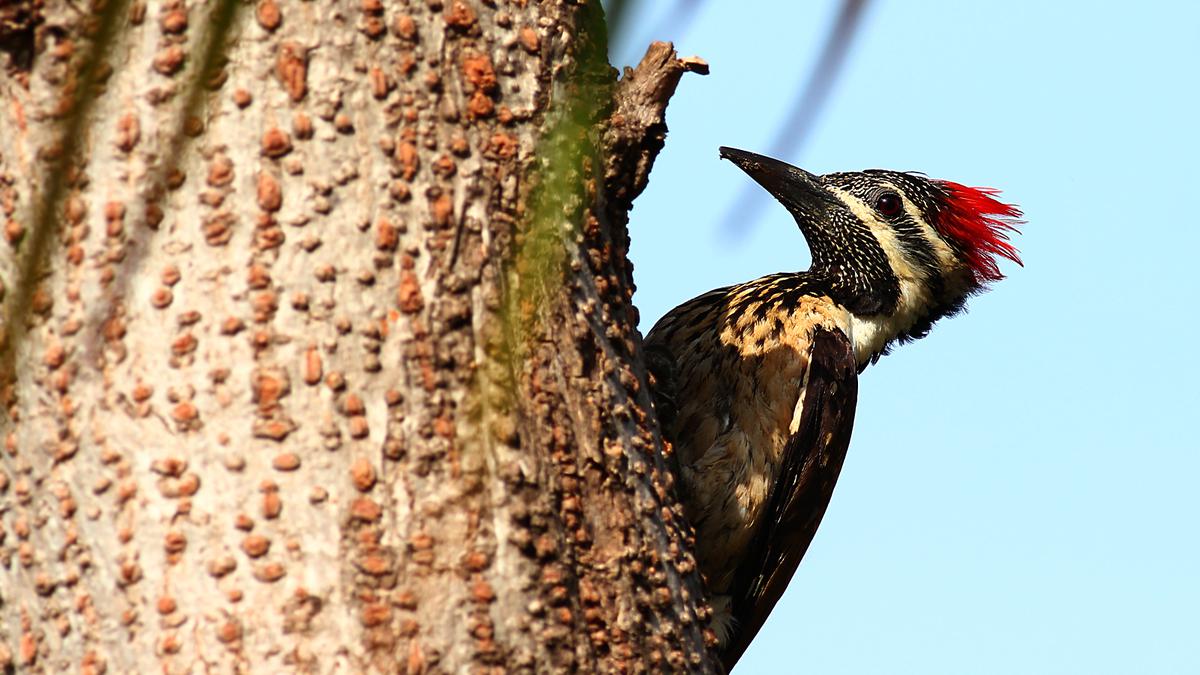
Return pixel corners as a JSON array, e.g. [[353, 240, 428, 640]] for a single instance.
[[719, 147, 840, 212]]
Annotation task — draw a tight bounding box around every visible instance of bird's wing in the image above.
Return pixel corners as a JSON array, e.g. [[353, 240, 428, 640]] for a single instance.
[[722, 325, 859, 670]]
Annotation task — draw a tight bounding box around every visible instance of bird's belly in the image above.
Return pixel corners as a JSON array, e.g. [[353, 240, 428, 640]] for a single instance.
[[684, 372, 805, 593]]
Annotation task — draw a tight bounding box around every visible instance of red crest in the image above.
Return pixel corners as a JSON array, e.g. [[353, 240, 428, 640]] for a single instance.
[[934, 182, 1023, 284]]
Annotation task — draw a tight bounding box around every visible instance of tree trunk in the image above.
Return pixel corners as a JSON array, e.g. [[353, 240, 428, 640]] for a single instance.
[[0, 0, 712, 672]]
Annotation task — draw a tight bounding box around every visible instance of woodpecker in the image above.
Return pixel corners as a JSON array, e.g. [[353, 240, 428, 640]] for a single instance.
[[644, 147, 1022, 669]]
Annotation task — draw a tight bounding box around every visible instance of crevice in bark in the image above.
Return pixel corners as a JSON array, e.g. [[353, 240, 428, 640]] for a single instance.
[[0, 0, 42, 72]]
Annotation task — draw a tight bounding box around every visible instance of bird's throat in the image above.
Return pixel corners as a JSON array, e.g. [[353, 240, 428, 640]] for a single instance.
[[846, 273, 935, 366]]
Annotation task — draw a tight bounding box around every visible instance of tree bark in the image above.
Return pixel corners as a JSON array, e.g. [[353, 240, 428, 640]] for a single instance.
[[0, 0, 711, 672]]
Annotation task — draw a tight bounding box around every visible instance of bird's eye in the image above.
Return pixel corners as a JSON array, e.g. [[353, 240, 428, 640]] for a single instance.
[[875, 192, 903, 218]]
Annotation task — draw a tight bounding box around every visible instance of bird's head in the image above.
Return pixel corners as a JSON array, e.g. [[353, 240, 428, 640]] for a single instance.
[[720, 147, 1022, 350]]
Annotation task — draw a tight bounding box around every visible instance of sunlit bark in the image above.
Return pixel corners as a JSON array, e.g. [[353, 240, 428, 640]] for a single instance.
[[0, 0, 711, 671]]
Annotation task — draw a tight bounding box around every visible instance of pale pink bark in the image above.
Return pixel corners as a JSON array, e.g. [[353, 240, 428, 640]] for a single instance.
[[0, 0, 710, 671]]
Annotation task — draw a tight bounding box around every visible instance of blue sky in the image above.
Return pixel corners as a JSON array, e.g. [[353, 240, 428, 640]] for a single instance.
[[607, 2, 1200, 672]]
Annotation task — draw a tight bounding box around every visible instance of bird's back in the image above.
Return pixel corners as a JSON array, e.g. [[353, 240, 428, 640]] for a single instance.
[[644, 274, 858, 648]]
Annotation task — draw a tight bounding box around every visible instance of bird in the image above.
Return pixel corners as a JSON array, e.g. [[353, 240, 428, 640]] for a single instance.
[[643, 147, 1022, 670]]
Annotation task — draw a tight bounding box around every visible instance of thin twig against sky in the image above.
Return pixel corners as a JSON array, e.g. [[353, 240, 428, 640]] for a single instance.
[[718, 0, 870, 242]]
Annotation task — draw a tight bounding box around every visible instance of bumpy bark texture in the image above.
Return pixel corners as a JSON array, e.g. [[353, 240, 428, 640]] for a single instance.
[[0, 0, 712, 672]]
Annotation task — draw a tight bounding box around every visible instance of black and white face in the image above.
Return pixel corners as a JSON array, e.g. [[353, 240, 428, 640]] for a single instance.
[[719, 147, 1021, 361], [820, 170, 979, 310], [720, 148, 951, 316]]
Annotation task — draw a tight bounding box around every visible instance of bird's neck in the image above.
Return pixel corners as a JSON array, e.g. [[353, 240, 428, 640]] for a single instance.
[[845, 272, 936, 367], [771, 268, 968, 370]]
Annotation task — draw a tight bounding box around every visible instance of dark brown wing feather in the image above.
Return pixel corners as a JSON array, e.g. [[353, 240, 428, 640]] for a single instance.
[[721, 326, 859, 671]]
